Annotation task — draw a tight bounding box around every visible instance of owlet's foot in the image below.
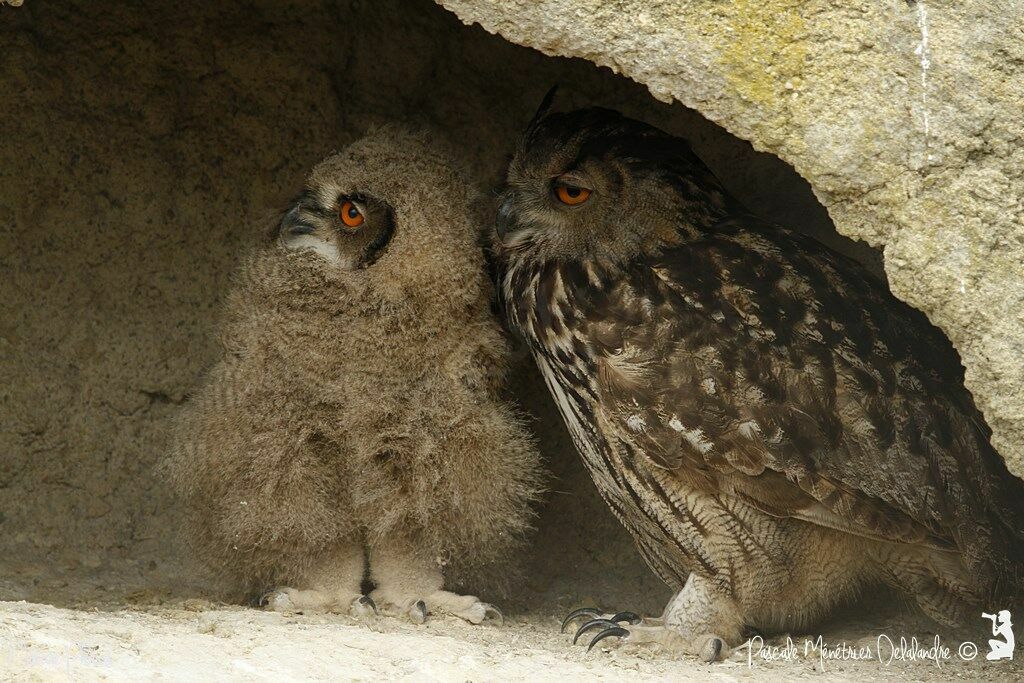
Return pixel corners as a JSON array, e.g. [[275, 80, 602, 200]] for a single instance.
[[262, 588, 377, 617], [368, 542, 504, 626], [371, 589, 503, 625], [260, 544, 373, 616]]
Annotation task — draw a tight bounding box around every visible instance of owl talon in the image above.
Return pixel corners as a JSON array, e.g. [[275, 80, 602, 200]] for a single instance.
[[573, 618, 621, 645], [350, 595, 377, 617], [701, 636, 725, 663], [560, 607, 603, 632], [610, 610, 642, 625], [409, 599, 428, 624], [562, 607, 641, 635], [587, 626, 630, 652], [481, 603, 504, 625]]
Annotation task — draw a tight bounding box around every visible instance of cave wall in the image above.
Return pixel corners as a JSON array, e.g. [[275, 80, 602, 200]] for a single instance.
[[439, 0, 1024, 479], [2, 0, 880, 611]]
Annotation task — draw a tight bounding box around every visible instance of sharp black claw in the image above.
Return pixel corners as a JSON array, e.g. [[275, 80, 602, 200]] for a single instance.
[[358, 595, 376, 611], [587, 626, 629, 652], [610, 611, 642, 625], [560, 607, 602, 633], [573, 618, 620, 645]]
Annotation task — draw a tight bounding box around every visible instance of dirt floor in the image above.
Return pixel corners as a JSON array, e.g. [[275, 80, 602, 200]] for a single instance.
[[3, 597, 1020, 681], [1, 1, 1014, 681], [2, 547, 1019, 680]]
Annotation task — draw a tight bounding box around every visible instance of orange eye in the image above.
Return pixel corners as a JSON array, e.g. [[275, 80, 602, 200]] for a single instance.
[[555, 184, 592, 206], [340, 200, 364, 228]]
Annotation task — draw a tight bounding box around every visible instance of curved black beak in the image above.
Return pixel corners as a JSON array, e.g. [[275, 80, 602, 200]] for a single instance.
[[279, 204, 315, 237], [495, 195, 516, 242]]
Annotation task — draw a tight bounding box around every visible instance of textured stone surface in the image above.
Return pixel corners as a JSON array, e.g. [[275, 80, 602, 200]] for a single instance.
[[438, 0, 1024, 477]]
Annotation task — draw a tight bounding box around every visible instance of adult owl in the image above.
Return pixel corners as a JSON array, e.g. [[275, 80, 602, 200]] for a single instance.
[[495, 100, 1024, 660], [163, 127, 543, 624]]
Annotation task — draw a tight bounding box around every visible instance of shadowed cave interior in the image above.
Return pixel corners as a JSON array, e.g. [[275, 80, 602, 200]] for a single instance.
[[2, 0, 919, 629]]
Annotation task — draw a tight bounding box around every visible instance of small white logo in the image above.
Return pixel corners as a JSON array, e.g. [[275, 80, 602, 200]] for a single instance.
[[982, 610, 1014, 661]]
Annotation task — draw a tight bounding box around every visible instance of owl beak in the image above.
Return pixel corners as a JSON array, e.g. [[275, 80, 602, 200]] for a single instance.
[[495, 196, 516, 243], [280, 205, 315, 236]]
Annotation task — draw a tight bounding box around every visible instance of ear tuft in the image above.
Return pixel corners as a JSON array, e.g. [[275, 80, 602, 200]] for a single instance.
[[525, 85, 559, 137]]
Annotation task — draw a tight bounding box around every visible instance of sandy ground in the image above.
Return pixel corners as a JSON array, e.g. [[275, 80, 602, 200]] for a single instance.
[[2, 598, 1019, 682]]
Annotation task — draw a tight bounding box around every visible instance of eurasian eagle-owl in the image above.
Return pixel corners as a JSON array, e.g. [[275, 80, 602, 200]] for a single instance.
[[495, 101, 1024, 660], [164, 127, 543, 624]]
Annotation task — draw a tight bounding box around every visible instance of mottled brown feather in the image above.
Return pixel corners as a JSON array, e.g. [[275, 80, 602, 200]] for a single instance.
[[499, 107, 1024, 626]]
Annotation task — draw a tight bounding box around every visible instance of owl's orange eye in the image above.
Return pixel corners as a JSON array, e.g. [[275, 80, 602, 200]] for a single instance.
[[555, 184, 592, 206], [340, 200, 364, 228]]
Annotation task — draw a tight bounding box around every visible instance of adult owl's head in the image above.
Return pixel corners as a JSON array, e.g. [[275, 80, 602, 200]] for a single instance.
[[496, 97, 738, 264], [267, 127, 486, 311]]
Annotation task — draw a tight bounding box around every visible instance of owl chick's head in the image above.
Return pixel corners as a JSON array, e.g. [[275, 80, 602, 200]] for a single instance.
[[278, 183, 395, 272], [496, 100, 738, 264], [268, 126, 485, 311]]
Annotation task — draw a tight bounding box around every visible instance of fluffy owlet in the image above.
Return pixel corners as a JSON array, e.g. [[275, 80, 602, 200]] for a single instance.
[[496, 100, 1024, 660], [164, 127, 544, 624]]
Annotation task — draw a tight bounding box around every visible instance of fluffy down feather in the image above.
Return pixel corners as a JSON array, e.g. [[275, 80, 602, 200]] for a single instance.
[[163, 128, 544, 610]]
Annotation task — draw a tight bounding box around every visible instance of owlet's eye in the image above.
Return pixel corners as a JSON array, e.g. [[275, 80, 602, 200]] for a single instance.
[[340, 200, 365, 228], [554, 183, 592, 206]]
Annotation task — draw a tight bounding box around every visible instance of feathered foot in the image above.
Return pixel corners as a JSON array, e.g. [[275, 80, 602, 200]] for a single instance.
[[260, 544, 372, 616], [560, 573, 743, 662], [373, 591, 503, 625], [428, 590, 504, 625], [367, 540, 503, 626], [262, 589, 377, 617]]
